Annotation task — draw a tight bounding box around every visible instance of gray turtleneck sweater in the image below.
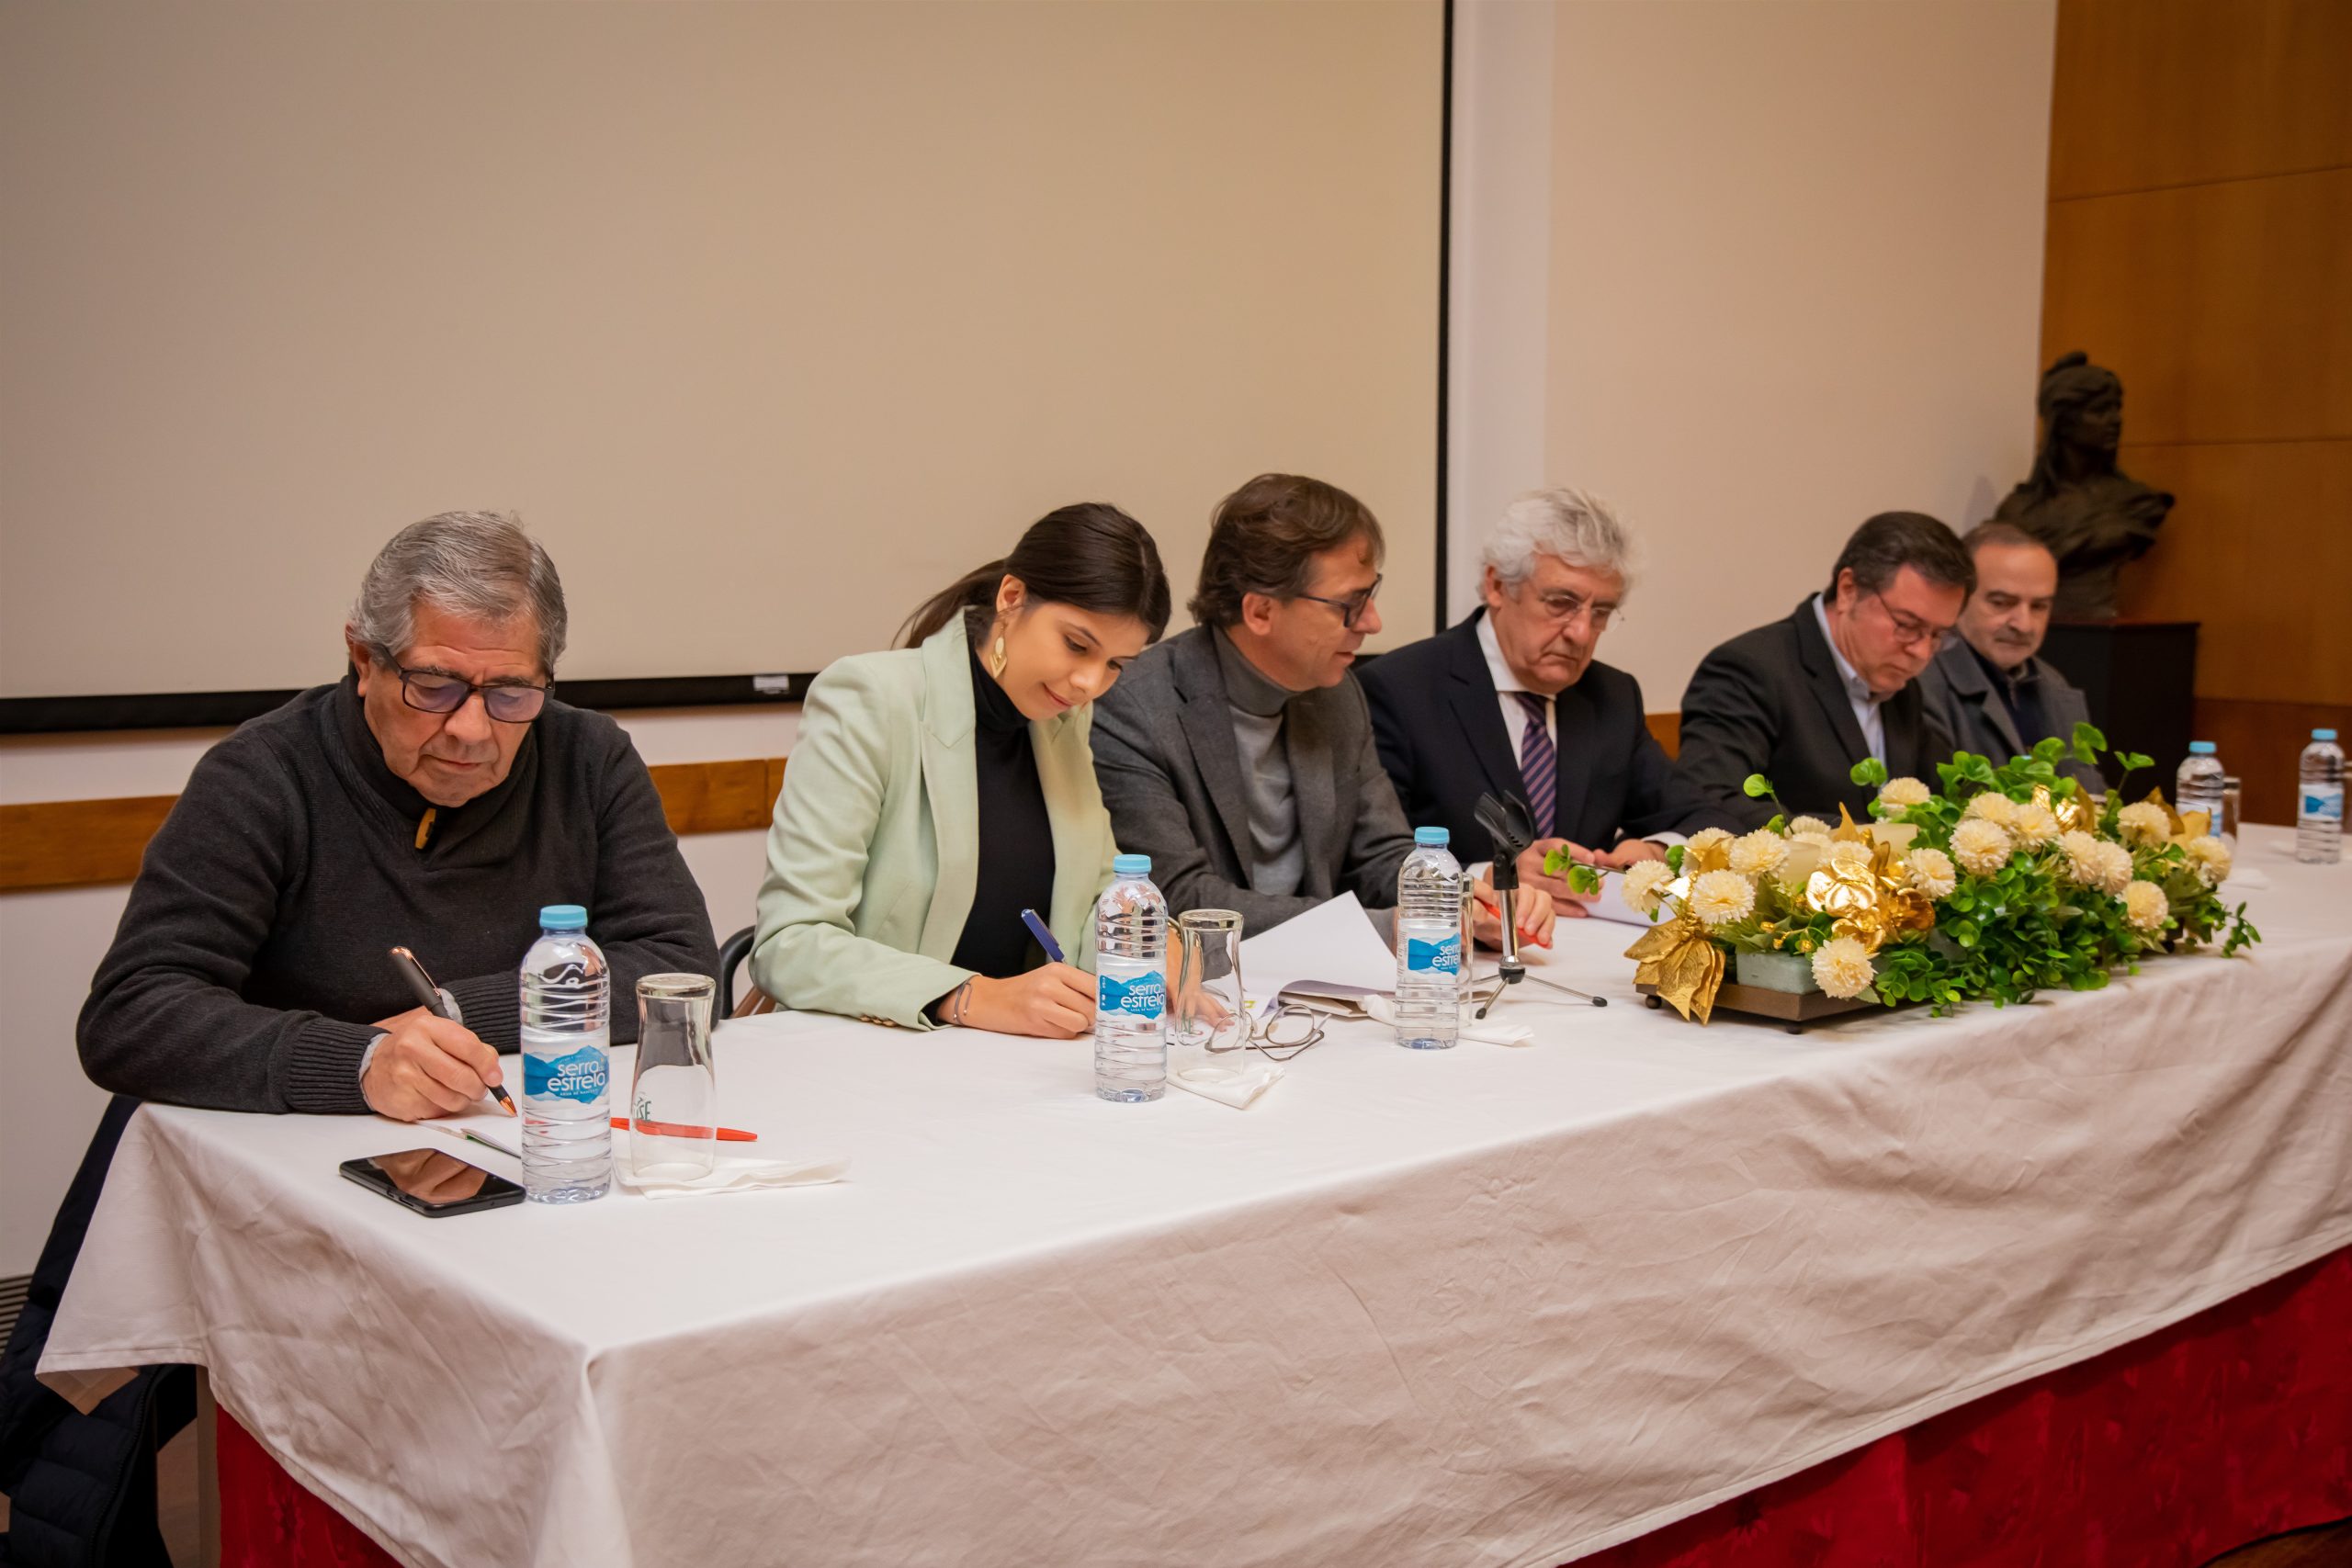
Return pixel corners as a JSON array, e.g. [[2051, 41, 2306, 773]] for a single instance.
[[1212, 629, 1309, 897]]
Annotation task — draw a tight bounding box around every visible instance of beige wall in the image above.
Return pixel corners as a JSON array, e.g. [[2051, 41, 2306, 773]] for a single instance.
[[0, 0, 1441, 700], [1448, 0, 2057, 712]]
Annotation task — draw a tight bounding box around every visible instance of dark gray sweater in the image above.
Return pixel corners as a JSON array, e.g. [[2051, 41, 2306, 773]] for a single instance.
[[77, 677, 720, 1114]]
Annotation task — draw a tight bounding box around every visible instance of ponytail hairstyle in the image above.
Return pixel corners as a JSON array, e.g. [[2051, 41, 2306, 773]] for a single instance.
[[899, 503, 1172, 649]]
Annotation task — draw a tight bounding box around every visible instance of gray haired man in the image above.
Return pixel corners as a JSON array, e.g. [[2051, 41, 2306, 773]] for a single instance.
[[1360, 488, 1736, 917], [79, 510, 718, 1118], [1917, 522, 2103, 791]]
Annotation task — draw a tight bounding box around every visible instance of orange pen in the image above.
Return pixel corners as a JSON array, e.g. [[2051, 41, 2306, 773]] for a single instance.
[[612, 1117, 757, 1143]]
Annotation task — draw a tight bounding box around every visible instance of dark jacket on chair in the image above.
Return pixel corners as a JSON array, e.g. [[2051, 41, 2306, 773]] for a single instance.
[[1357, 611, 1736, 864], [1676, 597, 1950, 830], [1090, 626, 1416, 933]]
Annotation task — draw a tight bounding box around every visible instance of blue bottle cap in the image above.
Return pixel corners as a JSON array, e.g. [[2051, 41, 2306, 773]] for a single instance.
[[2316, 728, 2339, 742], [538, 904, 588, 931], [1414, 826, 1450, 847], [1112, 854, 1151, 878], [2188, 740, 2216, 754]]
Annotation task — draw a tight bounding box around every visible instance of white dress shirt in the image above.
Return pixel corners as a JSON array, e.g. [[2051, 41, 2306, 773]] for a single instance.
[[1812, 592, 1886, 763]]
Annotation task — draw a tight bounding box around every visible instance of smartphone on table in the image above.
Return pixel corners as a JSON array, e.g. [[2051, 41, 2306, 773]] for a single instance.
[[340, 1149, 525, 1217]]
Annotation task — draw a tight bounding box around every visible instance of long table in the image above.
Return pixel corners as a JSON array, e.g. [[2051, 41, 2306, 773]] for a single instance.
[[40, 827, 2352, 1567]]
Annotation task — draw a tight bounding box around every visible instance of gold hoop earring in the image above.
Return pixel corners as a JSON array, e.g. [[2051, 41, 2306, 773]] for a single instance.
[[990, 634, 1008, 678]]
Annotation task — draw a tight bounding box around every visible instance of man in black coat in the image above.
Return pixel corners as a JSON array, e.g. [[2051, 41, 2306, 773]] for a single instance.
[[1675, 512, 1973, 829], [1361, 488, 1736, 917]]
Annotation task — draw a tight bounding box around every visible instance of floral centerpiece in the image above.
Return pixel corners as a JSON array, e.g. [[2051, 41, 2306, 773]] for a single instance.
[[1551, 725, 2260, 1024]]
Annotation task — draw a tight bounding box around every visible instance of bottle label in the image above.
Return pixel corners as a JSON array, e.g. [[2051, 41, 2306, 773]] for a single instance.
[[2304, 784, 2345, 822], [525, 1044, 609, 1104], [1098, 966, 1166, 1021], [1406, 932, 1462, 976]]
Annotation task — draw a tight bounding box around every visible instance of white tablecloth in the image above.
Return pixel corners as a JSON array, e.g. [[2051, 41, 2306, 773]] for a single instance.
[[42, 828, 2352, 1568]]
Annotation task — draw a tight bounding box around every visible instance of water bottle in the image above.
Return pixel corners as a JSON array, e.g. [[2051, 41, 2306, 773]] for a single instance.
[[1092, 854, 1168, 1102], [2300, 728, 2345, 864], [2175, 741, 2226, 841], [519, 904, 611, 1201], [1394, 827, 1464, 1050]]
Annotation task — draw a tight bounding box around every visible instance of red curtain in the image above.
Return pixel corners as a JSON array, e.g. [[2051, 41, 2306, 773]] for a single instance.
[[218, 1249, 2352, 1568]]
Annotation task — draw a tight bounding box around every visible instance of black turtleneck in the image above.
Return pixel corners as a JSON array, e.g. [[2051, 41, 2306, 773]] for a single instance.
[[950, 639, 1057, 980], [76, 675, 718, 1113]]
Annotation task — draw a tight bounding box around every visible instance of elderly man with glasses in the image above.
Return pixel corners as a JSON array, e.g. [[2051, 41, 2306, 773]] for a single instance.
[[1676, 512, 1973, 829], [1091, 473, 1551, 944], [1361, 489, 1739, 917], [77, 510, 718, 1117]]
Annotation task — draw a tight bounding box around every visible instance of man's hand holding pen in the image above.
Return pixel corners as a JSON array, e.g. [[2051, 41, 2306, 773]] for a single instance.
[[362, 1007, 506, 1122]]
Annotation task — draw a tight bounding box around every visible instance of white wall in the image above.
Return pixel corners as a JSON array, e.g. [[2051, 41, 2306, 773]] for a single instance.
[[1449, 0, 2057, 710], [0, 707, 788, 1275]]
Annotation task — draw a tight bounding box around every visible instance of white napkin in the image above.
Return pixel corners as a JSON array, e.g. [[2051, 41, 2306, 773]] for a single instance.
[[609, 1130, 850, 1200], [1168, 1058, 1284, 1109], [1363, 994, 1534, 1047]]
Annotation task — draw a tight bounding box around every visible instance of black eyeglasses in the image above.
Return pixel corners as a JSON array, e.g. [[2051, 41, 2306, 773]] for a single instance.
[[1294, 573, 1384, 629], [394, 665, 550, 723]]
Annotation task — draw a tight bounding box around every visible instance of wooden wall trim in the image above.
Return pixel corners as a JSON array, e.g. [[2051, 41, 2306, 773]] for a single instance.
[[0, 758, 794, 894], [1, 721, 1691, 894]]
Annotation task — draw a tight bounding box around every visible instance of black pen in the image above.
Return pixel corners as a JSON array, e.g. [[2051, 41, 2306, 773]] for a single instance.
[[389, 945, 516, 1116]]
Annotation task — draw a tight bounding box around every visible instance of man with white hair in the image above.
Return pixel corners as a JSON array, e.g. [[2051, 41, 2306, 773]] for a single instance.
[[3, 513, 717, 1559], [76, 510, 719, 1113], [1360, 488, 1735, 915]]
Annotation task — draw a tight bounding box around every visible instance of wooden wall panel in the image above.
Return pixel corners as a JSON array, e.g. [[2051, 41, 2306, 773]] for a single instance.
[[2050, 0, 2352, 199], [2192, 696, 2352, 828], [2115, 440, 2352, 704], [2040, 168, 2352, 445], [0, 758, 790, 892]]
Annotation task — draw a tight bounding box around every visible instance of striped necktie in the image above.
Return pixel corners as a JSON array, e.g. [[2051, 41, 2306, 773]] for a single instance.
[[1513, 690, 1555, 837]]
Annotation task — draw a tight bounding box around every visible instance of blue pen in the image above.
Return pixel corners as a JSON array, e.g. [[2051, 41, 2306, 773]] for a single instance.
[[1020, 908, 1065, 964]]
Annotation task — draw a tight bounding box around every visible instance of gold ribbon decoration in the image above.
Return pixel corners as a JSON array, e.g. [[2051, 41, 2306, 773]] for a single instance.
[[1626, 912, 1724, 1025], [1800, 820, 1936, 954], [2141, 785, 2211, 841], [2032, 783, 2098, 837]]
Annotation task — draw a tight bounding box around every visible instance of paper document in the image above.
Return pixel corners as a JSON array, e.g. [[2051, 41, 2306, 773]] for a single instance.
[[1580, 874, 1662, 928], [1236, 892, 1397, 998]]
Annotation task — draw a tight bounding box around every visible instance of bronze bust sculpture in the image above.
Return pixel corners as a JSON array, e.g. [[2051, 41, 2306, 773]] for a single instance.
[[1994, 351, 2174, 620]]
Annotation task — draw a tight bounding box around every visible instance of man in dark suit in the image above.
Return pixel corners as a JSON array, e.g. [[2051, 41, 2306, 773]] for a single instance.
[[1918, 522, 2102, 791], [1092, 474, 1552, 943], [1677, 512, 1973, 829], [1361, 488, 1736, 916]]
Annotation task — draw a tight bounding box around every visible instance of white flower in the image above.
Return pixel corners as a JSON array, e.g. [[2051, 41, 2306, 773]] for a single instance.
[[1786, 815, 1832, 838], [1623, 858, 1674, 916], [2185, 834, 2233, 885], [2116, 802, 2172, 846], [1904, 846, 1957, 899], [1827, 839, 1873, 873], [1962, 791, 2018, 828], [1811, 936, 1876, 998], [1688, 869, 1757, 927], [2010, 803, 2060, 849], [1728, 829, 1789, 878], [2058, 829, 2106, 886], [2091, 840, 2135, 896], [1685, 827, 1735, 862], [1877, 776, 1932, 811], [2123, 879, 2169, 931], [1950, 818, 2015, 877]]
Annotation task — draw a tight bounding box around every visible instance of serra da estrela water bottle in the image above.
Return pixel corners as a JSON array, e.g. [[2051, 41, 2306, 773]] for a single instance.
[[520, 904, 611, 1202]]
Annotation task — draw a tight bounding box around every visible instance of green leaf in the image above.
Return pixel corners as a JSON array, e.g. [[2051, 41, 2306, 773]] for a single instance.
[[1742, 773, 1775, 799], [1849, 757, 1890, 788], [2120, 750, 2153, 772], [1666, 844, 1685, 876], [1566, 863, 1600, 896]]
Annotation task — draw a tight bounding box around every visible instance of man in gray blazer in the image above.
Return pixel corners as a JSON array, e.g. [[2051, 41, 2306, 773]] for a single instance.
[[1092, 473, 1550, 942], [1918, 522, 2103, 791]]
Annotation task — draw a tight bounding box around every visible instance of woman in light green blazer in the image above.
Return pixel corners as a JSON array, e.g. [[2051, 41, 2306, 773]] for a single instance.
[[752, 505, 1170, 1034]]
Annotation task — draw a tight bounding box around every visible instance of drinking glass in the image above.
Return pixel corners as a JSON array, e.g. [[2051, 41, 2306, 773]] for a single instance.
[[1169, 909, 1246, 1080], [629, 974, 717, 1180]]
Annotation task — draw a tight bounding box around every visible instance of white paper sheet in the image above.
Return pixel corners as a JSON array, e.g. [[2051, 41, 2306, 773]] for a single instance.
[[1234, 891, 1398, 998]]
